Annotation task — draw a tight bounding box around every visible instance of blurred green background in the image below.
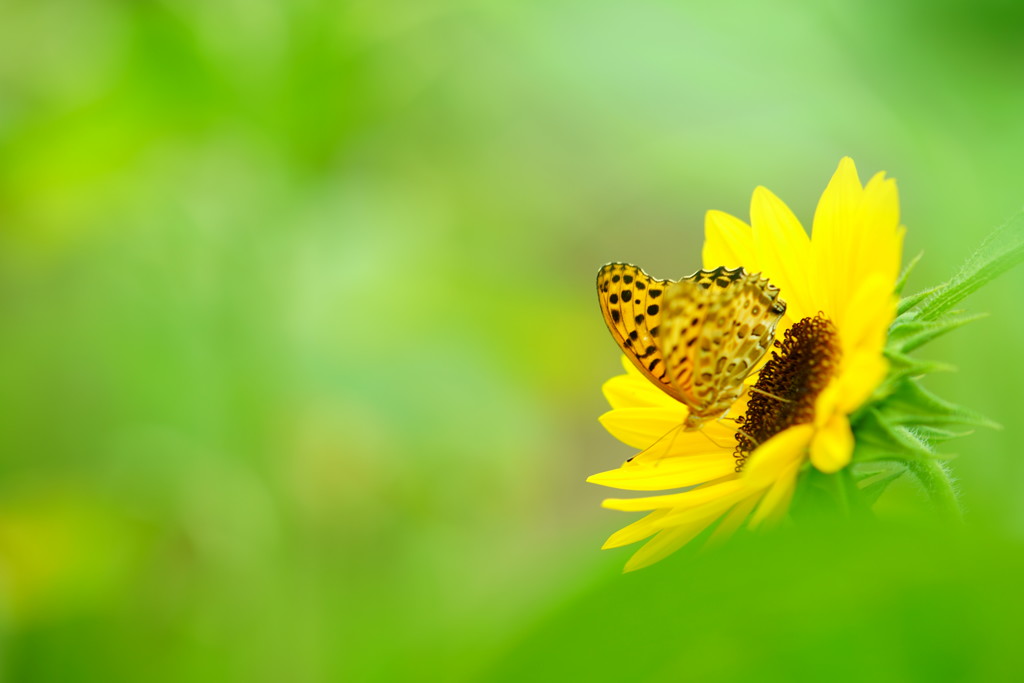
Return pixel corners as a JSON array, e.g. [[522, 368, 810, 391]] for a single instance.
[[1, 1, 1023, 681]]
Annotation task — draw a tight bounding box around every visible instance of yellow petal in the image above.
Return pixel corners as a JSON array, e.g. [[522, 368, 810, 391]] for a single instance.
[[813, 380, 841, 431], [838, 274, 897, 356], [833, 351, 888, 414], [601, 509, 667, 549], [811, 157, 864, 318], [598, 407, 687, 450], [627, 432, 734, 464], [812, 157, 863, 234], [703, 210, 757, 270], [812, 352, 886, 434], [602, 478, 743, 512], [600, 408, 737, 459], [851, 172, 902, 290], [620, 354, 644, 376], [741, 423, 814, 490], [748, 458, 800, 528], [705, 495, 760, 548], [750, 186, 814, 322], [602, 372, 677, 410], [587, 453, 736, 491], [623, 517, 717, 572], [810, 414, 854, 473], [652, 489, 750, 529]]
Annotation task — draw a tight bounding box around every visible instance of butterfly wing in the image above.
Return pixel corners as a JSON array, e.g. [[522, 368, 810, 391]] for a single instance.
[[596, 263, 685, 403], [598, 263, 786, 423], [662, 267, 786, 419]]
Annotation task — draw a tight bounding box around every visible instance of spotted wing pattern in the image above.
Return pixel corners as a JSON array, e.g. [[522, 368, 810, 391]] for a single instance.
[[596, 263, 679, 400], [597, 263, 786, 428], [660, 267, 786, 424]]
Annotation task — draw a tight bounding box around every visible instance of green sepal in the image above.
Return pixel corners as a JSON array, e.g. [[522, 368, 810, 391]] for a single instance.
[[851, 461, 908, 507], [906, 458, 963, 522], [884, 350, 956, 378], [887, 311, 988, 354], [874, 350, 955, 399], [876, 379, 1000, 431], [851, 408, 936, 462], [792, 465, 864, 519], [909, 425, 977, 446]]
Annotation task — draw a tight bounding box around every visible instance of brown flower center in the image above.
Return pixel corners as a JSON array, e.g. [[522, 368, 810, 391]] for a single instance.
[[733, 314, 841, 471]]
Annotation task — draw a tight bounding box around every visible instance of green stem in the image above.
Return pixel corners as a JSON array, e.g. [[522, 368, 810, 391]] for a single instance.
[[908, 458, 963, 522]]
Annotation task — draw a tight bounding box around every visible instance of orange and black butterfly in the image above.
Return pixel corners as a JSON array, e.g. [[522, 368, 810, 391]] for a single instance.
[[597, 263, 786, 430]]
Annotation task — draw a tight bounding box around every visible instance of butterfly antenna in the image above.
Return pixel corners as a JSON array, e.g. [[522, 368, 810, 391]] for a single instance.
[[710, 416, 762, 449], [663, 422, 687, 461], [626, 423, 685, 467]]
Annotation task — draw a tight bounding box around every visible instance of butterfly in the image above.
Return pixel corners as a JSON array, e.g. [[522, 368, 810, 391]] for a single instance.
[[597, 262, 787, 430]]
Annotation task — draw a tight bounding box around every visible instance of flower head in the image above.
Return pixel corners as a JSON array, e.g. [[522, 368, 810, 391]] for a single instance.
[[589, 158, 904, 571]]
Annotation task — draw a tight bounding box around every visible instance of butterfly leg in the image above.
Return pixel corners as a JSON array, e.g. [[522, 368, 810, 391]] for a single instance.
[[748, 387, 793, 403], [695, 428, 736, 450], [712, 416, 763, 449], [735, 429, 760, 447]]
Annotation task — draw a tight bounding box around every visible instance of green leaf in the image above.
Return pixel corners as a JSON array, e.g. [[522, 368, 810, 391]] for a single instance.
[[876, 379, 1001, 431], [888, 311, 988, 354], [910, 425, 978, 445], [896, 285, 940, 316], [894, 251, 924, 295], [903, 210, 1024, 322]]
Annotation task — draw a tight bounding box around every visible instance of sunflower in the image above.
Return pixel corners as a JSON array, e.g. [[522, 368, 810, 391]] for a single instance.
[[588, 158, 904, 572]]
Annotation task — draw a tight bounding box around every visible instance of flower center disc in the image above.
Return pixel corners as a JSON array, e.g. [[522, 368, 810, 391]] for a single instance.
[[734, 314, 841, 471]]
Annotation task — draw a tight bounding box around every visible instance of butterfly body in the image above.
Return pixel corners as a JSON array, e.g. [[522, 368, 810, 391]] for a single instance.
[[597, 263, 786, 430]]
